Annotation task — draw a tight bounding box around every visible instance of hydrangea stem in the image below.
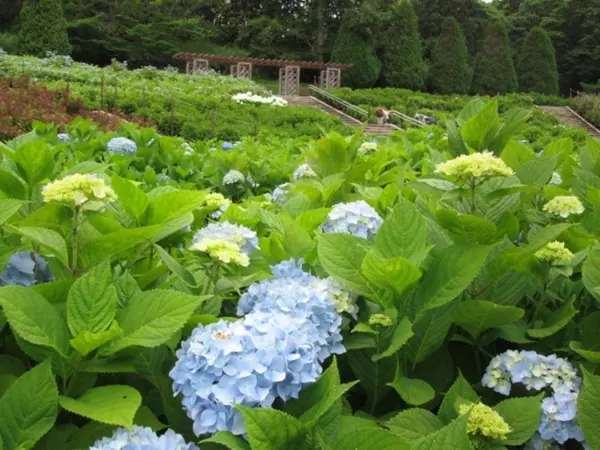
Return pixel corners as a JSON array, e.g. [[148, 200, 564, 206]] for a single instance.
[[469, 177, 476, 213], [202, 261, 221, 295], [71, 206, 80, 275]]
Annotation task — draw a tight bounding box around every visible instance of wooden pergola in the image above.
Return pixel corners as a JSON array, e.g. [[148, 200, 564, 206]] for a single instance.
[[173, 52, 352, 96]]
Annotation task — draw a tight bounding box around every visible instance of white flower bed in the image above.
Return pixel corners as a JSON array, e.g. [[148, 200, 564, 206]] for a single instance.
[[232, 91, 288, 106]]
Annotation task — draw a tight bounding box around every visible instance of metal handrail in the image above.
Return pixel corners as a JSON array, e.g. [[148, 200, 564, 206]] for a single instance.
[[388, 110, 425, 128], [308, 85, 369, 121]]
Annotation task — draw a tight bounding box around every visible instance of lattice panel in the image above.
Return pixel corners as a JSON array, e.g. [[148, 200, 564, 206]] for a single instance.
[[236, 62, 253, 79], [278, 68, 286, 95], [186, 61, 193, 74], [192, 59, 209, 74], [326, 68, 341, 89], [284, 66, 300, 96], [230, 65, 238, 77]]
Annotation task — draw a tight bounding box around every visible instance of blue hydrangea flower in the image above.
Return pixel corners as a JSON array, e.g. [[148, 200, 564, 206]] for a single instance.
[[222, 142, 234, 150], [107, 137, 137, 155], [293, 164, 317, 180], [272, 183, 290, 205], [223, 170, 245, 185], [57, 133, 71, 143], [482, 350, 585, 448], [90, 426, 199, 450], [0, 252, 54, 287], [321, 200, 383, 239]]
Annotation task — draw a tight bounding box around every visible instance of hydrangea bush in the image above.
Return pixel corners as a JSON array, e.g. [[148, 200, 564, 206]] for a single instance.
[[0, 99, 600, 450]]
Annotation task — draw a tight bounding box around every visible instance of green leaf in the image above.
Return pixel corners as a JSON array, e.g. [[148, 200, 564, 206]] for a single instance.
[[372, 317, 414, 361], [461, 100, 500, 152], [154, 245, 198, 288], [0, 200, 24, 226], [528, 296, 578, 339], [569, 342, 600, 363], [132, 346, 171, 388], [493, 394, 543, 445], [435, 209, 497, 244], [579, 369, 600, 449], [583, 245, 600, 305], [438, 373, 479, 423], [348, 349, 396, 410], [515, 155, 557, 187], [0, 286, 71, 358], [407, 300, 458, 364], [0, 168, 27, 199], [282, 216, 314, 259], [148, 190, 206, 225], [100, 290, 205, 355], [258, 210, 284, 234], [237, 406, 304, 450], [10, 227, 69, 267], [362, 252, 422, 296], [388, 364, 435, 406], [201, 432, 251, 450], [318, 233, 384, 304], [58, 385, 142, 428], [413, 244, 491, 313], [115, 271, 141, 308], [12, 142, 54, 186], [133, 406, 166, 431], [568, 312, 600, 362], [111, 175, 150, 223], [69, 321, 123, 356], [375, 198, 426, 260], [387, 409, 443, 442], [453, 300, 524, 339], [331, 417, 410, 450], [412, 414, 472, 450], [67, 261, 117, 336], [0, 361, 58, 450]]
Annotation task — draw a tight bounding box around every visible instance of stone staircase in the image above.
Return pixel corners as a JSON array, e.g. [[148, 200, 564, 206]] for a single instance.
[[541, 106, 600, 138], [284, 96, 398, 137]]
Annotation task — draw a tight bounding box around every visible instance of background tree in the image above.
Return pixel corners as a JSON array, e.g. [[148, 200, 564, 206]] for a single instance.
[[379, 0, 426, 90], [472, 22, 517, 95], [517, 26, 558, 94], [330, 7, 380, 88], [428, 17, 471, 94], [19, 0, 71, 56]]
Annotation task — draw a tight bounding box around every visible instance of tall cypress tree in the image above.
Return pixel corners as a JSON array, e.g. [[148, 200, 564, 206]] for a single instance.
[[331, 8, 380, 88], [429, 17, 471, 94], [19, 0, 71, 56], [471, 22, 517, 95], [380, 0, 426, 90], [517, 26, 559, 95]]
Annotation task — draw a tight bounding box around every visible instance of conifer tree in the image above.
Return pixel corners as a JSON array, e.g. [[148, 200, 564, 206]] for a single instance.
[[517, 26, 559, 95], [472, 22, 517, 95], [19, 0, 71, 56], [429, 17, 472, 94]]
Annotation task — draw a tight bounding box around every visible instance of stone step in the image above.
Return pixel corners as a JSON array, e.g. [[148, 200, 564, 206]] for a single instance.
[[541, 106, 600, 137]]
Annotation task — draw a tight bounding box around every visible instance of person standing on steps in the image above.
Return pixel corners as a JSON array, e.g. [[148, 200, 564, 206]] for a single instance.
[[376, 107, 389, 125]]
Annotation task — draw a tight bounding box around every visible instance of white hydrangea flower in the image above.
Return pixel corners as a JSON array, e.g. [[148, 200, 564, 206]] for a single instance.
[[223, 170, 245, 185], [293, 163, 317, 180], [436, 152, 514, 181], [42, 174, 116, 207], [543, 195, 585, 218], [232, 92, 288, 106]]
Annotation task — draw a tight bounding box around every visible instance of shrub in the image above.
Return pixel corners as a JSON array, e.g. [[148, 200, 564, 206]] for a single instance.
[[428, 17, 472, 94], [380, 0, 427, 91], [518, 27, 559, 95], [472, 22, 517, 95], [571, 94, 600, 128], [19, 0, 71, 56]]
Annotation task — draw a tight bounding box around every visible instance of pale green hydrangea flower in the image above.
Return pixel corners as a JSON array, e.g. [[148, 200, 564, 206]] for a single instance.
[[535, 241, 574, 263], [435, 152, 514, 181], [543, 195, 585, 218], [368, 313, 393, 328], [459, 402, 512, 440], [358, 142, 378, 155], [194, 239, 250, 266], [42, 174, 116, 207]]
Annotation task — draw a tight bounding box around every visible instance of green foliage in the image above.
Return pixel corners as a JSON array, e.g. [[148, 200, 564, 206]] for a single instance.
[[517, 27, 559, 95], [19, 0, 71, 56], [330, 8, 380, 89], [429, 17, 472, 94], [472, 22, 518, 95], [380, 0, 427, 91]]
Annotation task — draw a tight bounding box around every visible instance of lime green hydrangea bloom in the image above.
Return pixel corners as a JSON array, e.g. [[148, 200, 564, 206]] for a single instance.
[[435, 152, 513, 181], [42, 174, 116, 207], [204, 192, 231, 209], [368, 313, 393, 328], [535, 241, 574, 263], [358, 142, 378, 155], [192, 239, 250, 267], [543, 195, 585, 218], [459, 402, 512, 440]]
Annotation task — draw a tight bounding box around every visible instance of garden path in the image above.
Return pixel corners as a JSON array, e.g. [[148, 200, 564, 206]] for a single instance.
[[541, 106, 600, 138]]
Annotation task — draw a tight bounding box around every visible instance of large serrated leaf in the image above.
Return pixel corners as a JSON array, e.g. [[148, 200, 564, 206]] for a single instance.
[[375, 198, 426, 260], [583, 245, 600, 305], [438, 373, 479, 423], [579, 369, 600, 448], [0, 200, 24, 226], [493, 394, 543, 445], [387, 409, 443, 442], [528, 296, 578, 339], [361, 252, 422, 296], [154, 245, 198, 288], [372, 317, 413, 361], [330, 417, 410, 450], [453, 300, 524, 339], [412, 414, 472, 450], [111, 175, 150, 224], [148, 190, 206, 225], [237, 406, 305, 450], [201, 432, 250, 450], [59, 385, 141, 428], [10, 227, 69, 267], [388, 364, 435, 406], [67, 261, 117, 336]]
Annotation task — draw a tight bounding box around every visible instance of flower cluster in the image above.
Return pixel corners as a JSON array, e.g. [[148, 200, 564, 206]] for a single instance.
[[182, 142, 194, 156], [57, 133, 71, 143], [203, 192, 231, 219], [535, 241, 574, 263], [459, 402, 512, 440], [42, 174, 116, 207], [549, 172, 562, 186], [293, 163, 317, 180], [272, 183, 290, 205], [90, 426, 199, 450], [223, 170, 245, 185], [435, 152, 514, 182], [0, 252, 53, 287], [190, 222, 258, 267], [107, 137, 137, 155], [222, 142, 235, 151], [482, 350, 585, 447], [543, 195, 585, 218], [368, 313, 393, 328], [232, 92, 288, 107], [358, 142, 378, 155], [321, 200, 383, 239], [171, 259, 345, 436]]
